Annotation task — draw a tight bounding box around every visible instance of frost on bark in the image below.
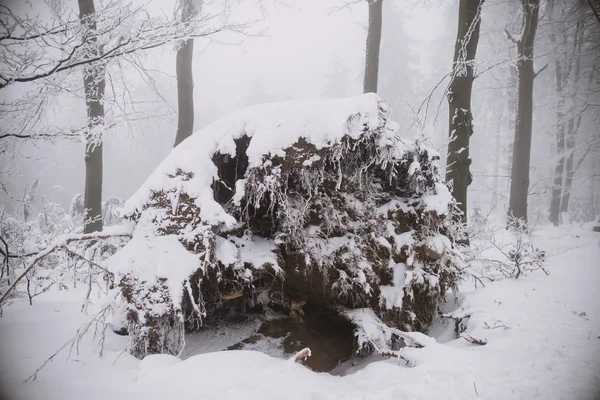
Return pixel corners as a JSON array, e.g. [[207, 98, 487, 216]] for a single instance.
[[445, 0, 484, 227], [107, 95, 463, 360], [363, 0, 383, 93], [507, 0, 540, 225], [79, 0, 105, 234]]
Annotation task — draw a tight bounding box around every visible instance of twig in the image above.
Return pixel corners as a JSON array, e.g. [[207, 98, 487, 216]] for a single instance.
[[64, 246, 114, 277], [504, 28, 517, 43], [25, 337, 75, 382], [534, 62, 550, 78], [25, 301, 115, 381], [588, 0, 600, 25]]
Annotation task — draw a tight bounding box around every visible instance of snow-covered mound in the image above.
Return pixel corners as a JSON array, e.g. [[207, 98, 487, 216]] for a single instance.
[[107, 94, 463, 361], [3, 225, 599, 399]]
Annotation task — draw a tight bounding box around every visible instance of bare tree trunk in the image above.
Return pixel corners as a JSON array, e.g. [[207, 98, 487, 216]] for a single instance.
[[548, 16, 568, 225], [560, 123, 575, 216], [363, 0, 383, 93], [548, 63, 565, 225], [507, 0, 540, 225], [79, 0, 104, 234], [445, 0, 484, 226], [173, 39, 195, 147], [173, 0, 200, 147], [558, 18, 584, 219], [506, 63, 518, 195], [593, 153, 599, 218], [560, 112, 584, 217], [492, 124, 501, 205]]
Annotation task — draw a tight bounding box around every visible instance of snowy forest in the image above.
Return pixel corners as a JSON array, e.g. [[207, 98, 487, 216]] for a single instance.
[[0, 0, 599, 398]]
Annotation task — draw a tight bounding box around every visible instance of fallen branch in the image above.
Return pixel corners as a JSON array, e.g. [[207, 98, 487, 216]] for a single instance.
[[461, 334, 488, 345], [387, 326, 430, 348], [0, 228, 131, 305], [365, 340, 416, 367], [345, 308, 434, 360], [289, 347, 311, 362]]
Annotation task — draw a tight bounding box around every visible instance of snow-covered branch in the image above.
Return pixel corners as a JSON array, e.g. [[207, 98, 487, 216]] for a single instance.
[[0, 225, 132, 305], [0, 3, 256, 91]]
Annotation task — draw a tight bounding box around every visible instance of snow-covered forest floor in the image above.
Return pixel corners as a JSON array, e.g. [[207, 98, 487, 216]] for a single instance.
[[1, 224, 599, 400]]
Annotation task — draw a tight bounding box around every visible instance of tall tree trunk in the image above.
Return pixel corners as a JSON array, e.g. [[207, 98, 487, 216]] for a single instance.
[[363, 0, 383, 93], [78, 0, 104, 234], [558, 18, 584, 219], [560, 121, 575, 216], [173, 38, 195, 147], [173, 0, 200, 147], [507, 0, 540, 225], [548, 60, 565, 225], [548, 0, 565, 226], [559, 112, 584, 217], [506, 62, 518, 195], [593, 153, 599, 218], [445, 0, 484, 225], [492, 122, 501, 206]]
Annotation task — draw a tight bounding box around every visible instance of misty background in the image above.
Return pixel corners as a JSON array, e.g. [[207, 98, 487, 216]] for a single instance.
[[1, 0, 598, 225]]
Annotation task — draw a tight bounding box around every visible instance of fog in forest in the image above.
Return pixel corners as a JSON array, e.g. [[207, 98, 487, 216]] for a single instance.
[[3, 0, 597, 225]]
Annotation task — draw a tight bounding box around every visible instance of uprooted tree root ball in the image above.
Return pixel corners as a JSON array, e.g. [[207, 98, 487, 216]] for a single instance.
[[106, 94, 464, 363]]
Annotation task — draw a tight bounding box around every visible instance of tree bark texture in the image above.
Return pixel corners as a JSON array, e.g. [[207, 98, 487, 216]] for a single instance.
[[78, 0, 104, 234], [363, 0, 383, 94], [445, 0, 483, 224], [548, 59, 565, 225], [560, 122, 576, 215], [506, 62, 518, 194], [492, 122, 501, 205], [173, 38, 195, 147], [507, 0, 540, 225]]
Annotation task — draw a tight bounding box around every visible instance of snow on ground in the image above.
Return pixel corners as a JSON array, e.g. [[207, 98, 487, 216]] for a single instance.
[[1, 225, 599, 399]]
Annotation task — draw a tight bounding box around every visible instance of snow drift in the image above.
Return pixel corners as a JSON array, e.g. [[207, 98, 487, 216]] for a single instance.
[[107, 93, 463, 362]]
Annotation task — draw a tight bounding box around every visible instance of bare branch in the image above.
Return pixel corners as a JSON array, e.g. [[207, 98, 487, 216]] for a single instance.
[[588, 0, 600, 25], [0, 5, 258, 91], [503, 28, 517, 44], [533, 62, 550, 78]]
